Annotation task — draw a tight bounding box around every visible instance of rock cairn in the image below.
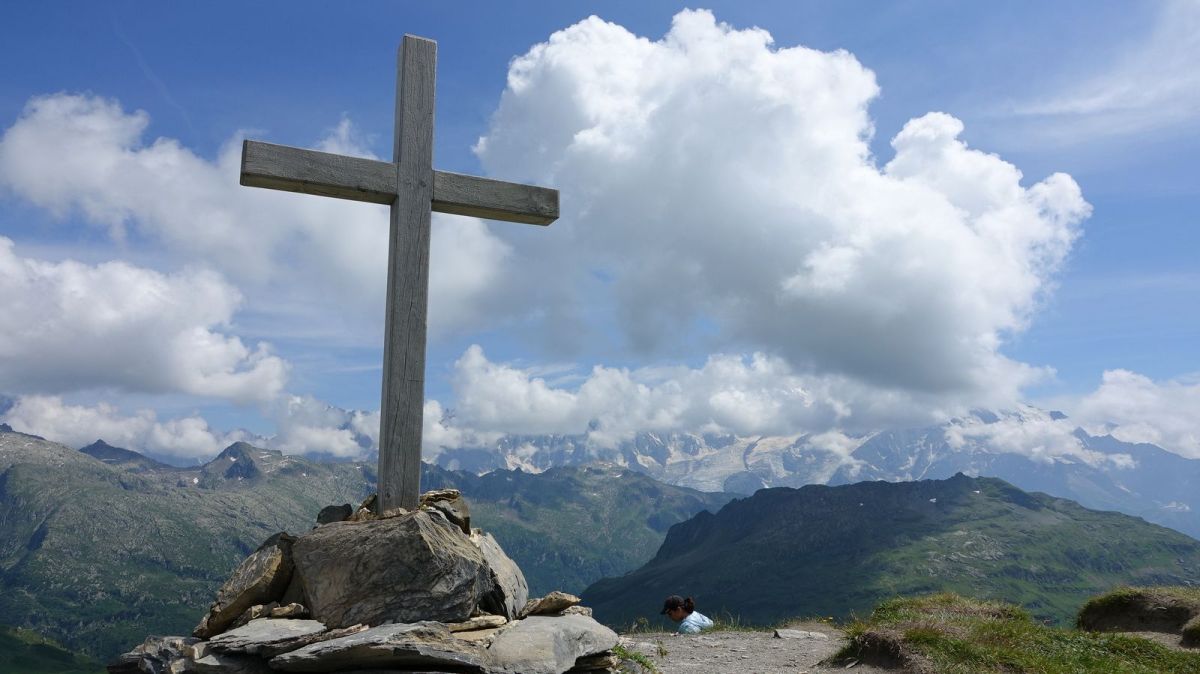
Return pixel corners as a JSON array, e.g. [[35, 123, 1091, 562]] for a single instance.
[[110, 489, 619, 674]]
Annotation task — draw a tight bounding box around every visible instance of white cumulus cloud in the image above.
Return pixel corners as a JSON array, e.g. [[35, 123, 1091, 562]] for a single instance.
[[475, 10, 1089, 404], [438, 344, 967, 450], [0, 93, 513, 340], [944, 407, 1132, 468], [0, 237, 286, 403], [1, 395, 249, 460], [1068, 369, 1200, 459]]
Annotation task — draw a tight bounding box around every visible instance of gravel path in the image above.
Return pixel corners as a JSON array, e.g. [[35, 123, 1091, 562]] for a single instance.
[[619, 621, 893, 674]]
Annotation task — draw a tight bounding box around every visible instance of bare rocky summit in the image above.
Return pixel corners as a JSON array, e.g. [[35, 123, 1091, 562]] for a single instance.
[[110, 489, 620, 674]]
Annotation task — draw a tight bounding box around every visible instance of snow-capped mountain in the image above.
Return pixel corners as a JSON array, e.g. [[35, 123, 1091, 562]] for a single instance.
[[430, 409, 1200, 539]]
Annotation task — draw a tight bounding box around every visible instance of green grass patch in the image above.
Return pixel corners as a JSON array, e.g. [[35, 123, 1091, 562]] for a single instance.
[[1078, 585, 1200, 634], [612, 644, 660, 673], [0, 625, 104, 674], [839, 593, 1200, 673]]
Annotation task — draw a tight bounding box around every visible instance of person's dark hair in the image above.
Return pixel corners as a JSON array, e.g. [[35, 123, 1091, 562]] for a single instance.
[[661, 595, 696, 615]]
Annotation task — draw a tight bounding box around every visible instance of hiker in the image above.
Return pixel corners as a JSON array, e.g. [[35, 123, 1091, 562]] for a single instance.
[[661, 595, 713, 634]]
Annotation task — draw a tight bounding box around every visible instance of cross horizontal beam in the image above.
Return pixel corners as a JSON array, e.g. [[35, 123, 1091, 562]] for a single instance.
[[241, 140, 558, 225]]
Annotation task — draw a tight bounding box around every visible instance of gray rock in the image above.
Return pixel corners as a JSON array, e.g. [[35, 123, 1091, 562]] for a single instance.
[[772, 628, 829, 640], [562, 605, 593, 617], [422, 488, 471, 534], [316, 503, 353, 525], [268, 622, 490, 672], [473, 531, 528, 620], [455, 626, 505, 644], [231, 602, 278, 630], [189, 642, 273, 674], [520, 591, 581, 618], [487, 614, 619, 674], [194, 532, 296, 638], [258, 624, 369, 659], [107, 635, 198, 674], [569, 652, 619, 672], [447, 615, 508, 632], [291, 510, 498, 627], [270, 602, 309, 619], [208, 618, 327, 655]]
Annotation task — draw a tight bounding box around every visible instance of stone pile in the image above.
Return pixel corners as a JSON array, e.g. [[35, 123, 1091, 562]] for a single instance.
[[110, 489, 619, 674]]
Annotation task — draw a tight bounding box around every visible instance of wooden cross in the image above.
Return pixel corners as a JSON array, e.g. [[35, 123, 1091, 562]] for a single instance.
[[239, 35, 559, 511]]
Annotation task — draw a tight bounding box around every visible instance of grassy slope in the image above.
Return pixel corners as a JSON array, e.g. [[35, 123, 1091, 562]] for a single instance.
[[0, 454, 371, 660], [427, 464, 733, 596], [1078, 585, 1200, 642], [840, 593, 1200, 673], [0, 625, 103, 674], [582, 474, 1200, 630], [0, 432, 729, 661]]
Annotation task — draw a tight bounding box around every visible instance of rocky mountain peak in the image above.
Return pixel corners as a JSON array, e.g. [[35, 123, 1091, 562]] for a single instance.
[[80, 439, 170, 471]]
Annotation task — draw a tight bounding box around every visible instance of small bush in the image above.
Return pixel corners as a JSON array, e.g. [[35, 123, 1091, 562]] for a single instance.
[[1078, 586, 1200, 633], [1183, 615, 1200, 647]]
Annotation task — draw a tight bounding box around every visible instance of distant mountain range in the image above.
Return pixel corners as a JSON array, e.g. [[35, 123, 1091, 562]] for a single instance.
[[0, 427, 724, 661], [5, 406, 1200, 661], [430, 409, 1200, 539], [581, 473, 1200, 629]]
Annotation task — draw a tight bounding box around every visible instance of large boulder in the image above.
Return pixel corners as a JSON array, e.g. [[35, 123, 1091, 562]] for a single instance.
[[268, 622, 490, 672], [487, 614, 618, 674], [473, 530, 529, 619], [194, 533, 296, 638], [291, 510, 498, 627]]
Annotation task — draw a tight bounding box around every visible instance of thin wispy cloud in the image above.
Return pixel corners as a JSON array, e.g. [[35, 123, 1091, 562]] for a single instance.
[[1012, 0, 1200, 140]]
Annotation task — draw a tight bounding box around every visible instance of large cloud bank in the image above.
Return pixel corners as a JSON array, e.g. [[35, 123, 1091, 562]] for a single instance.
[[14, 10, 1200, 466], [0, 94, 512, 341], [476, 10, 1089, 402]]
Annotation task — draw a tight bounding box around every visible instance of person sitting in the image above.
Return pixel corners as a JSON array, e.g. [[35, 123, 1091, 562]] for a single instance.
[[661, 595, 713, 634]]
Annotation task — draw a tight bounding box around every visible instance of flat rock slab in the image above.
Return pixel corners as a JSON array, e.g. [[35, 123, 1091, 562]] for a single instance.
[[487, 614, 618, 674], [448, 615, 508, 632], [208, 618, 327, 654], [520, 591, 581, 617], [269, 622, 490, 673], [292, 511, 497, 627], [190, 642, 273, 674]]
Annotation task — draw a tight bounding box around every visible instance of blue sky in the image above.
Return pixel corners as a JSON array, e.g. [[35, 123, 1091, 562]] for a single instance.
[[1, 1, 1197, 462]]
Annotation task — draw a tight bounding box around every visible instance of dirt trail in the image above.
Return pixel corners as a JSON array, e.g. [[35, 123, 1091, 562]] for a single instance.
[[619, 621, 892, 674]]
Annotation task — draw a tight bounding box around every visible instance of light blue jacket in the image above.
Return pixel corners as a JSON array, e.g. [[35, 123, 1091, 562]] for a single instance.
[[678, 610, 713, 634]]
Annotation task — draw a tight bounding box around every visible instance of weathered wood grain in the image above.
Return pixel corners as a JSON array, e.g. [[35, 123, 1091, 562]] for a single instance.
[[433, 171, 558, 225], [241, 141, 395, 204], [378, 35, 436, 512], [242, 141, 558, 225]]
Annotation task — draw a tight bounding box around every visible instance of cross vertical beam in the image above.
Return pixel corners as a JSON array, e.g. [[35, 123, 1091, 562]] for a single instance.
[[380, 36, 436, 512], [237, 34, 558, 515]]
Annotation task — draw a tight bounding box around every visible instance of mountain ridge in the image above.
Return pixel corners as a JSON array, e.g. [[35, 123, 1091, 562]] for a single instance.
[[0, 428, 728, 660], [580, 473, 1200, 630], [424, 409, 1200, 540]]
